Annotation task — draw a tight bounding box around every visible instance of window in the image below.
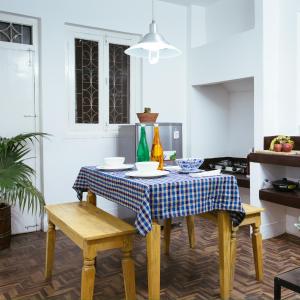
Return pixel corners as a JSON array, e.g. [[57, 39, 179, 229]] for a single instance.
[[109, 43, 130, 124], [66, 25, 141, 135], [0, 21, 32, 45], [75, 38, 99, 124]]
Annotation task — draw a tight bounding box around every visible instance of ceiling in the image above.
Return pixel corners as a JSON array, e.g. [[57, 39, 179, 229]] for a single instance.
[[161, 0, 220, 6]]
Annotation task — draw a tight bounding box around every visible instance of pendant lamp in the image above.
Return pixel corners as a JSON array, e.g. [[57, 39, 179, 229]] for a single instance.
[[124, 0, 181, 64]]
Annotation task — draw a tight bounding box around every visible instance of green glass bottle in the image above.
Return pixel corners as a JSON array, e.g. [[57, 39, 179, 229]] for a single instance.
[[137, 124, 150, 162]]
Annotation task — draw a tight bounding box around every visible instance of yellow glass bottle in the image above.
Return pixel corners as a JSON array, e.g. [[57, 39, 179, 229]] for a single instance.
[[151, 124, 164, 170]]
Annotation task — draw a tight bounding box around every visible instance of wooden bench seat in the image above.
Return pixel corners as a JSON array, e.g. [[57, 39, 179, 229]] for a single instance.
[[45, 201, 136, 300], [164, 203, 265, 293]]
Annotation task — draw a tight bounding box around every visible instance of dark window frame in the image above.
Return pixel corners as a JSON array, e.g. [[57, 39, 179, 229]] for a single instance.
[[0, 21, 32, 45]]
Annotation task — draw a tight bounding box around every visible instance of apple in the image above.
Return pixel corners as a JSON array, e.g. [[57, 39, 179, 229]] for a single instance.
[[282, 143, 292, 152], [274, 144, 282, 152]]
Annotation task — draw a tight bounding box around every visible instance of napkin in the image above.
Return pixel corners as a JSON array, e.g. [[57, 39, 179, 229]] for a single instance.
[[189, 169, 221, 178], [164, 165, 181, 171]]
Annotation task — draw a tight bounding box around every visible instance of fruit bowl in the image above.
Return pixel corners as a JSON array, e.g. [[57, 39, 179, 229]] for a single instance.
[[176, 158, 204, 172]]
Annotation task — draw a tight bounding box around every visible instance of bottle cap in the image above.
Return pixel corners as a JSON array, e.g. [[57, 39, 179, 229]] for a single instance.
[[154, 123, 158, 127], [140, 123, 145, 127]]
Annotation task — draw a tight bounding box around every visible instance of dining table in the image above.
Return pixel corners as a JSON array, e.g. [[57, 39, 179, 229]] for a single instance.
[[73, 166, 245, 300]]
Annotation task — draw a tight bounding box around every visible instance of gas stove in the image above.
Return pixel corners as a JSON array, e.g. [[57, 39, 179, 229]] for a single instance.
[[204, 157, 248, 175]]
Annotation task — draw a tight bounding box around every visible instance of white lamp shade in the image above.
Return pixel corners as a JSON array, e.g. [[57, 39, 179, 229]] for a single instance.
[[124, 21, 181, 60]]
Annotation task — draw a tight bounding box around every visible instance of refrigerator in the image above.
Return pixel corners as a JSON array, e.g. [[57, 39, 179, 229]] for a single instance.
[[118, 123, 183, 165]]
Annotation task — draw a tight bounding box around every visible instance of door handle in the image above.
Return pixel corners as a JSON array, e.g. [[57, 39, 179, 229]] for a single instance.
[[24, 114, 38, 118]]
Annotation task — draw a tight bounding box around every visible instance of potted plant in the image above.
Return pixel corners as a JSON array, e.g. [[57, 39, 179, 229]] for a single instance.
[[0, 133, 46, 250], [269, 135, 294, 152]]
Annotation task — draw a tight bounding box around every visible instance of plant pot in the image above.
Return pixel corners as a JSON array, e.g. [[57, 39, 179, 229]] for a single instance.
[[136, 113, 159, 123], [282, 143, 293, 152], [274, 144, 282, 152], [0, 203, 11, 250]]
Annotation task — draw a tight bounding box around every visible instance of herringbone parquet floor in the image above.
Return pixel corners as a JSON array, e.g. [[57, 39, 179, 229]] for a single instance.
[[0, 218, 300, 300]]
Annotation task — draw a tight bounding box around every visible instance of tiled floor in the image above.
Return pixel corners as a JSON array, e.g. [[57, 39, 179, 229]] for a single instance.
[[0, 218, 300, 299]]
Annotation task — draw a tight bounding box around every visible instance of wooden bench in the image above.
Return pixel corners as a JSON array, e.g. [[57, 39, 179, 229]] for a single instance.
[[45, 201, 137, 300], [164, 204, 264, 289]]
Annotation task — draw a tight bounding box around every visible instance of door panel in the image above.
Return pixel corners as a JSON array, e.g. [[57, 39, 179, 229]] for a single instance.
[[0, 46, 40, 234]]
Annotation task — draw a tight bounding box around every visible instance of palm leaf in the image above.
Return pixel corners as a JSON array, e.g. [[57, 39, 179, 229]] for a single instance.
[[0, 132, 48, 214]]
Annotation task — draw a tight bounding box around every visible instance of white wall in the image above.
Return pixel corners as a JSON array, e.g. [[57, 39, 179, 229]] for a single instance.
[[188, 0, 295, 240], [190, 29, 258, 85], [260, 0, 298, 136], [190, 84, 229, 158], [190, 5, 206, 47], [0, 0, 187, 221], [188, 0, 259, 85], [190, 79, 254, 159], [227, 91, 254, 157], [188, 0, 300, 240], [205, 0, 255, 44], [277, 0, 298, 135], [286, 209, 300, 237], [250, 0, 300, 239], [189, 0, 300, 239], [189, 0, 255, 47], [249, 0, 285, 240], [284, 167, 300, 238]]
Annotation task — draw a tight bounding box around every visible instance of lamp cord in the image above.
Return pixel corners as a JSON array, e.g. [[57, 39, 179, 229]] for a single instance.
[[152, 0, 155, 22]]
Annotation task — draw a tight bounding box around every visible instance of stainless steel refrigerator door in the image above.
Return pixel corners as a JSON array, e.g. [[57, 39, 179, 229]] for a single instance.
[[136, 123, 182, 163], [118, 123, 183, 164]]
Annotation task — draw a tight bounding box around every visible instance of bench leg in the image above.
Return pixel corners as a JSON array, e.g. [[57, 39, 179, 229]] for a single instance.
[[45, 221, 56, 279], [251, 222, 264, 281], [147, 221, 161, 300], [164, 219, 172, 255], [217, 211, 231, 300], [230, 226, 238, 290], [122, 237, 136, 300], [186, 216, 196, 249], [81, 255, 96, 300]]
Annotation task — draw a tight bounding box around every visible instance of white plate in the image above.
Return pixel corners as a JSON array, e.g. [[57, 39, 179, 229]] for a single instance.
[[179, 169, 203, 174], [125, 170, 169, 178], [96, 164, 134, 171]]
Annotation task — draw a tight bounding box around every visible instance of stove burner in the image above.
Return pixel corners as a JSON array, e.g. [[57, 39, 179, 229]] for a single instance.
[[208, 158, 248, 174]]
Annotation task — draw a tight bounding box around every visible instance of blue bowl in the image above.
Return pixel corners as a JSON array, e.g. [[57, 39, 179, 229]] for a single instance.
[[176, 158, 204, 172]]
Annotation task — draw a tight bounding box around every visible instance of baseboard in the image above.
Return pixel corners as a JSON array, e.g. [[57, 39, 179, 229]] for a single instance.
[[261, 220, 286, 239]]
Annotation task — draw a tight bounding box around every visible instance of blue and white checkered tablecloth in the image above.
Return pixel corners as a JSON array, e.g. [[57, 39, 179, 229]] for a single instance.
[[73, 166, 245, 236]]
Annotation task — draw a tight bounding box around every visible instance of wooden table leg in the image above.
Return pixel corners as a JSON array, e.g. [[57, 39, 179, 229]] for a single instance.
[[186, 216, 196, 248], [81, 245, 96, 300], [86, 191, 97, 269], [147, 220, 161, 300], [45, 220, 56, 279], [230, 226, 238, 290], [217, 211, 231, 300], [87, 190, 96, 206]]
